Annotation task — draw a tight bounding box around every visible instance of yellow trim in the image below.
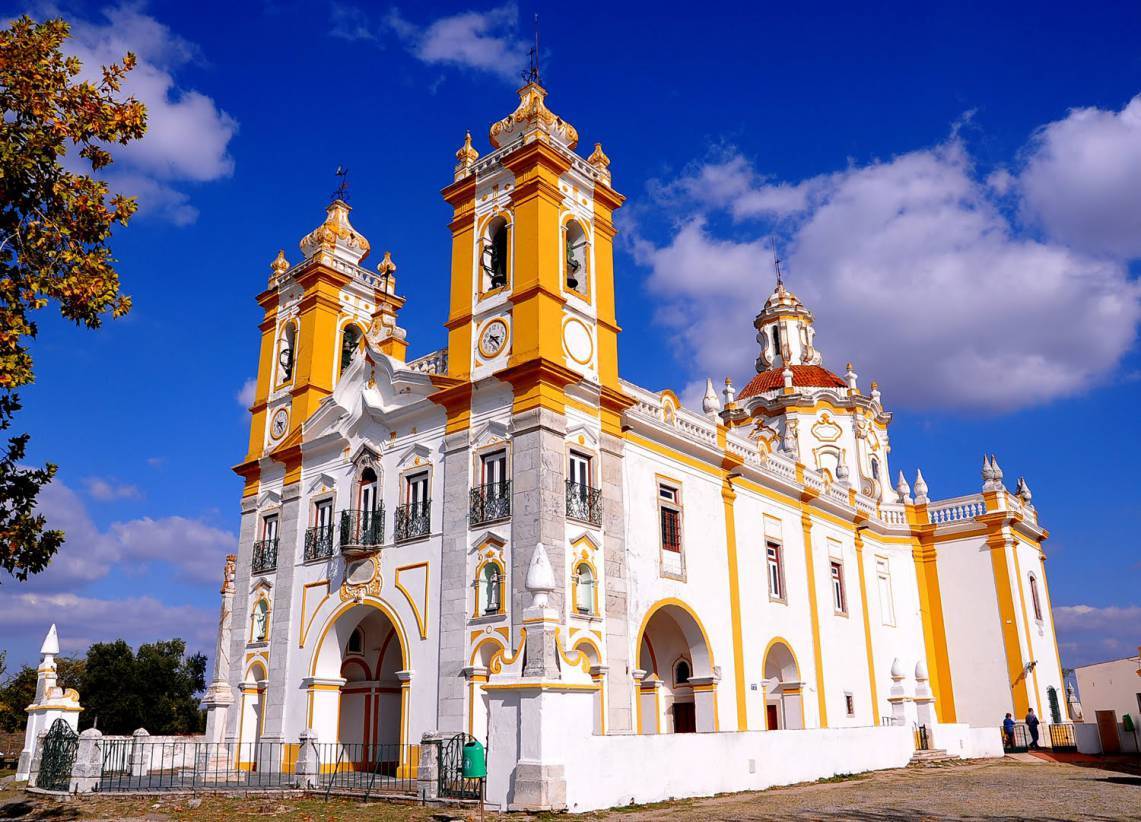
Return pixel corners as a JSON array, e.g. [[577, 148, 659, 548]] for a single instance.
[[634, 598, 717, 670], [721, 476, 748, 731], [853, 533, 880, 720], [986, 531, 1030, 717], [570, 554, 601, 617], [472, 556, 507, 619], [482, 682, 600, 692], [799, 512, 828, 727], [393, 561, 431, 640], [1010, 547, 1043, 717], [760, 636, 806, 730], [249, 592, 272, 644], [300, 580, 331, 648], [554, 627, 593, 674], [308, 597, 410, 684]]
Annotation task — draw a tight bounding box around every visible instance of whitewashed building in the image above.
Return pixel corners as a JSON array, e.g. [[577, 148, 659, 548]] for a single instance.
[[212, 79, 1065, 810]]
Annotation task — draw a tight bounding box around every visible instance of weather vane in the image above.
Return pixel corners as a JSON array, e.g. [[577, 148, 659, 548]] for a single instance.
[[331, 165, 350, 203], [770, 235, 784, 288], [521, 13, 541, 85]]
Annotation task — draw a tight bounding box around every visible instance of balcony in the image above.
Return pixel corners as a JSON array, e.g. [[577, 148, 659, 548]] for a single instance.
[[566, 481, 602, 527], [394, 500, 431, 543], [470, 481, 511, 526], [251, 539, 278, 574], [339, 507, 385, 559], [304, 524, 335, 562]]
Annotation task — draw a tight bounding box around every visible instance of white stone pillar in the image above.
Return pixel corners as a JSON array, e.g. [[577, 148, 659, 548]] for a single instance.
[[16, 625, 82, 782], [690, 675, 720, 733], [129, 728, 151, 779], [914, 661, 936, 727], [203, 555, 237, 745], [887, 658, 917, 727], [294, 729, 319, 789], [69, 729, 103, 793]]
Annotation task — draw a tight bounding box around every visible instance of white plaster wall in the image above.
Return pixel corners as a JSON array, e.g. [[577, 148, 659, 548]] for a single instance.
[[936, 534, 1012, 726], [1075, 657, 1141, 722], [928, 723, 1004, 759], [1012, 540, 1066, 723]]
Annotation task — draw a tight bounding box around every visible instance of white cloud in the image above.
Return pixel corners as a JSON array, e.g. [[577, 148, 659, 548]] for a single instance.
[[1054, 604, 1141, 668], [29, 478, 235, 587], [1018, 95, 1141, 258], [236, 377, 256, 408], [0, 592, 215, 658], [83, 476, 142, 501], [329, 1, 376, 41], [635, 128, 1141, 413], [56, 3, 238, 223]]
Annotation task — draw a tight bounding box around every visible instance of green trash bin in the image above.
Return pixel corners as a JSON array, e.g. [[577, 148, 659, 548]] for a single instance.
[[462, 739, 487, 779]]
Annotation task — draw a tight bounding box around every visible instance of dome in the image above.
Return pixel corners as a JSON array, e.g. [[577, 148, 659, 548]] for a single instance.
[[489, 82, 578, 150], [737, 365, 846, 400], [299, 200, 370, 266]]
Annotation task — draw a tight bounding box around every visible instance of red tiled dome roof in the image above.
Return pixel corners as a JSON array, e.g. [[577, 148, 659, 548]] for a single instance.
[[738, 365, 846, 400]]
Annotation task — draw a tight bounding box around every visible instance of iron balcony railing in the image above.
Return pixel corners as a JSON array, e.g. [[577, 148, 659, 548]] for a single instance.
[[394, 500, 431, 542], [304, 524, 335, 561], [470, 480, 511, 525], [251, 539, 278, 573], [339, 508, 385, 552], [566, 481, 602, 527]]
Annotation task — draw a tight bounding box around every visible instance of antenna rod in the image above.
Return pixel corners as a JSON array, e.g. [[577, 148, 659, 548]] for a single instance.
[[771, 235, 783, 287], [534, 13, 540, 83]]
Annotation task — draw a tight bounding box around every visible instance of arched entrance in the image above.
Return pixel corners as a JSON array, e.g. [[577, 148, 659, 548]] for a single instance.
[[237, 660, 268, 769], [309, 600, 410, 774], [634, 600, 717, 734], [762, 638, 804, 730]]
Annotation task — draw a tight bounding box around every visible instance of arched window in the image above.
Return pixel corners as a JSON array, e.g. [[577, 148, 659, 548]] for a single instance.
[[347, 626, 364, 655], [482, 216, 509, 291], [251, 598, 270, 643], [1029, 573, 1043, 621], [674, 659, 691, 686], [481, 563, 502, 615], [278, 323, 296, 385], [870, 457, 880, 481], [574, 562, 595, 614], [1047, 685, 1062, 724], [565, 220, 588, 295], [341, 324, 362, 375]]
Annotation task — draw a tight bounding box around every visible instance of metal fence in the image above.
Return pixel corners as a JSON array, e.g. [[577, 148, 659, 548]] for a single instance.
[[913, 724, 930, 751], [98, 740, 299, 792], [315, 742, 418, 799], [1001, 723, 1032, 753], [1047, 723, 1077, 751], [566, 481, 602, 526]]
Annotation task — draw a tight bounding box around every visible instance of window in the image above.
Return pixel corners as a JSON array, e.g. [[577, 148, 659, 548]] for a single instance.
[[574, 563, 595, 614], [564, 220, 588, 295], [659, 484, 682, 554], [568, 451, 591, 489], [262, 514, 279, 543], [674, 659, 691, 686], [278, 324, 296, 385], [481, 563, 502, 615], [1029, 574, 1043, 621], [482, 217, 509, 291], [767, 541, 785, 602], [347, 627, 363, 655], [340, 324, 362, 375], [876, 558, 895, 626], [406, 472, 429, 507], [831, 560, 848, 615], [845, 692, 855, 718], [315, 499, 333, 530], [481, 450, 507, 488], [870, 457, 880, 481], [358, 467, 378, 517], [772, 325, 781, 353]]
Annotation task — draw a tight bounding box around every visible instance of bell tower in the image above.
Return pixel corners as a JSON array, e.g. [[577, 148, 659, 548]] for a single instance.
[[440, 80, 629, 433]]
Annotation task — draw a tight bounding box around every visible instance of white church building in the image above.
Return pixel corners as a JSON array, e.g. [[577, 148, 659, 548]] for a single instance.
[[210, 78, 1066, 810]]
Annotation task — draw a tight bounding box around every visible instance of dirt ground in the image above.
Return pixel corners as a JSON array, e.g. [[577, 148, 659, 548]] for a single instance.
[[1, 757, 1138, 821]]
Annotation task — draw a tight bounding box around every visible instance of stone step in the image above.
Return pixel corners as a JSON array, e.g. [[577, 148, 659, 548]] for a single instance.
[[908, 749, 956, 766]]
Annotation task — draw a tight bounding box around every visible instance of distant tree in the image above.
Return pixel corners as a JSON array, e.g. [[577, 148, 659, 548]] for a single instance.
[[0, 655, 84, 732], [82, 639, 205, 734], [0, 15, 147, 581]]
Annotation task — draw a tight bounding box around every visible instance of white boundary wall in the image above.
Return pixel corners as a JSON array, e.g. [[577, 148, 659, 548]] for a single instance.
[[561, 726, 914, 813]]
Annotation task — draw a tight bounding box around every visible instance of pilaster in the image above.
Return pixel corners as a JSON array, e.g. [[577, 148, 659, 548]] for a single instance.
[[436, 429, 473, 733], [225, 496, 259, 742], [260, 481, 302, 741], [599, 432, 631, 733]]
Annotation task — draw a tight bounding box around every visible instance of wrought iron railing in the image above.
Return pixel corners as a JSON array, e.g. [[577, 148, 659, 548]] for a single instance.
[[470, 481, 511, 525], [98, 739, 298, 791], [251, 539, 278, 574], [1048, 723, 1077, 751], [339, 507, 385, 551], [304, 524, 335, 561], [565, 481, 602, 526], [1001, 722, 1031, 752], [394, 500, 431, 542], [316, 742, 418, 799], [913, 723, 929, 751]]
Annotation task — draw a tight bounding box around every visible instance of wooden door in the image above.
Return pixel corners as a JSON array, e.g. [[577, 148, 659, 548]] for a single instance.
[[673, 702, 696, 734], [1096, 710, 1121, 753], [766, 703, 779, 730]]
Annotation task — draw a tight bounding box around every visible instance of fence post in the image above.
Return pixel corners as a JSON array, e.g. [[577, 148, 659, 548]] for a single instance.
[[295, 729, 319, 789], [129, 728, 150, 779], [417, 733, 443, 801], [69, 728, 103, 793]]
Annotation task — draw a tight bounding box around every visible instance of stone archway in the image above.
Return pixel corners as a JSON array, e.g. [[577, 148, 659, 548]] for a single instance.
[[634, 600, 717, 734], [237, 660, 268, 769], [762, 639, 804, 730], [309, 600, 411, 772]]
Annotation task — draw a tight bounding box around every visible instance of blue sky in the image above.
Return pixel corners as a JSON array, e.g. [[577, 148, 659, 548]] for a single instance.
[[2, 1, 1139, 674]]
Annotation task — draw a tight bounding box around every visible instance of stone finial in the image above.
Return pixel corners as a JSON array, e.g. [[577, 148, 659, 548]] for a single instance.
[[722, 376, 736, 407], [914, 660, 929, 682], [702, 377, 721, 416], [989, 454, 1004, 482], [982, 454, 995, 484], [269, 249, 289, 279], [913, 469, 929, 504], [377, 250, 398, 293], [890, 657, 905, 680], [896, 470, 912, 504], [1017, 476, 1033, 504], [835, 462, 849, 483], [40, 624, 60, 657], [782, 364, 794, 390], [455, 130, 479, 165], [588, 142, 610, 172], [870, 380, 881, 403], [525, 542, 556, 609], [845, 362, 858, 392], [299, 199, 370, 265], [222, 554, 236, 595]]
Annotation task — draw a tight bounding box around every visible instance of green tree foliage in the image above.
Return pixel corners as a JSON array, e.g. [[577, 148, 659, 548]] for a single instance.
[[0, 15, 147, 581], [0, 639, 204, 734]]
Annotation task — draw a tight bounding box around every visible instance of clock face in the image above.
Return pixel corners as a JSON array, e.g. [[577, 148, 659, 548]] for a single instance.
[[478, 318, 509, 359], [270, 408, 289, 441]]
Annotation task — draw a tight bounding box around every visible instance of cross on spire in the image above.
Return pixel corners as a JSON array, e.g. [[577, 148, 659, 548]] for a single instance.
[[331, 165, 350, 203], [770, 235, 784, 288], [522, 13, 541, 85]]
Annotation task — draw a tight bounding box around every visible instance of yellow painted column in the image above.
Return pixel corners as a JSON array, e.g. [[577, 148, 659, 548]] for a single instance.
[[441, 176, 476, 381], [908, 503, 957, 722], [721, 476, 749, 730], [290, 267, 350, 426], [800, 511, 828, 727], [591, 184, 625, 394], [986, 530, 1031, 717]]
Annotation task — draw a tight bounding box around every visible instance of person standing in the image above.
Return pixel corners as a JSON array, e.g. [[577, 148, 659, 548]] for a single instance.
[[1025, 708, 1040, 749], [1003, 713, 1015, 749]]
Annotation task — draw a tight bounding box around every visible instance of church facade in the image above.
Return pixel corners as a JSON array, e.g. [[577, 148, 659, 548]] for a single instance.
[[211, 79, 1065, 808]]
